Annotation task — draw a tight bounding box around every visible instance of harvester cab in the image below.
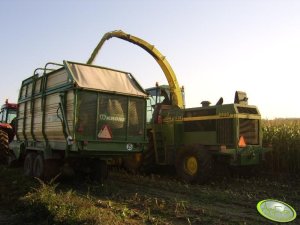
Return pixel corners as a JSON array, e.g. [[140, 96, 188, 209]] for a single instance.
[[146, 85, 185, 124], [86, 30, 268, 183]]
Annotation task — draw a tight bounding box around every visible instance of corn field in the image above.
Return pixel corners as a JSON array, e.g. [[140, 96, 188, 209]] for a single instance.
[[262, 119, 300, 175]]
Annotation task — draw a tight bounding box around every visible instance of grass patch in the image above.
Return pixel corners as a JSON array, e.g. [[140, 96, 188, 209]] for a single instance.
[[19, 178, 145, 225]]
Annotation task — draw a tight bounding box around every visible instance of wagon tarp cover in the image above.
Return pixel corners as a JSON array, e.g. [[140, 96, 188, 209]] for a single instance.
[[67, 62, 147, 97], [15, 61, 147, 160]]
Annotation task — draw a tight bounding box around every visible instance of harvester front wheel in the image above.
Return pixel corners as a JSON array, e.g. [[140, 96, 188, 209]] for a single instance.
[[176, 147, 212, 184]]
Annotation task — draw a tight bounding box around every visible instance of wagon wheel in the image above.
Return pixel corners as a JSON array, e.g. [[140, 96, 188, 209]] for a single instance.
[[176, 147, 212, 184], [91, 159, 108, 183], [42, 159, 62, 180], [24, 152, 37, 177], [122, 153, 143, 173], [33, 154, 45, 178], [6, 151, 17, 167], [32, 154, 60, 180]]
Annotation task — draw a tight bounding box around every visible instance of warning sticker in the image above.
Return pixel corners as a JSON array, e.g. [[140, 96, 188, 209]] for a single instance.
[[98, 125, 112, 139]]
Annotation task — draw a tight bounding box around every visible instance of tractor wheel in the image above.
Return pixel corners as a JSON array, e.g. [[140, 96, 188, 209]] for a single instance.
[[24, 152, 37, 177], [0, 129, 9, 162], [176, 147, 212, 184]]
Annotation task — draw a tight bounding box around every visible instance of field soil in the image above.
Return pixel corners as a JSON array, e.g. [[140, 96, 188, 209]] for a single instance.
[[0, 165, 299, 225]]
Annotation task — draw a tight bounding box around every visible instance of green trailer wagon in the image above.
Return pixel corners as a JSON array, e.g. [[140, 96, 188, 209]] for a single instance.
[[10, 61, 148, 180]]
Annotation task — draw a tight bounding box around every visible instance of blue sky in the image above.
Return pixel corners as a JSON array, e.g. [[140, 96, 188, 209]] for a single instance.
[[1, 0, 300, 118]]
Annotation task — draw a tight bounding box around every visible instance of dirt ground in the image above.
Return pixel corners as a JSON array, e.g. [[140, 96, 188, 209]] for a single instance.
[[96, 170, 300, 224], [0, 166, 299, 225]]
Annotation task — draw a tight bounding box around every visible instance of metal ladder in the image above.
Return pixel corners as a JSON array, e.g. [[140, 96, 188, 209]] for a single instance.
[[153, 129, 167, 164]]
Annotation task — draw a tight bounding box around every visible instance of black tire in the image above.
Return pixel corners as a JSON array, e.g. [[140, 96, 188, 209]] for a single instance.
[[0, 129, 9, 159], [33, 154, 45, 179], [140, 132, 156, 173], [0, 129, 17, 166], [91, 160, 108, 183], [43, 159, 62, 180], [24, 152, 36, 177], [122, 153, 143, 173], [175, 147, 212, 184], [6, 151, 17, 167]]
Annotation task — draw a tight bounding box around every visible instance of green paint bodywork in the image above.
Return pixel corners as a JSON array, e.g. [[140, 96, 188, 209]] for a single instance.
[[147, 85, 268, 167], [11, 61, 147, 161]]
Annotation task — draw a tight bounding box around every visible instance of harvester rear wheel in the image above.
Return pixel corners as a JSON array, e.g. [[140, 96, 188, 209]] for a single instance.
[[176, 147, 212, 184], [0, 129, 9, 163], [24, 152, 37, 176]]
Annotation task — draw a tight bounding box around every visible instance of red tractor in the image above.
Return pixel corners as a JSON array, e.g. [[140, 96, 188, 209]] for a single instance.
[[0, 100, 17, 163]]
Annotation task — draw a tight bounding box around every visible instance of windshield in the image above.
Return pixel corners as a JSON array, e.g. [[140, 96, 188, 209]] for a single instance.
[[146, 87, 172, 123], [7, 110, 17, 124], [147, 88, 170, 105]]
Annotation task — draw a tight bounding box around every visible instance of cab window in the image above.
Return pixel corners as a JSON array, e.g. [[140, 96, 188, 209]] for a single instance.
[[1, 109, 7, 123], [7, 110, 17, 123]]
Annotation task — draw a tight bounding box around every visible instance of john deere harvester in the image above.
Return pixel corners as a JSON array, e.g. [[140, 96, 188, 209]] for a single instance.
[[87, 30, 268, 183]]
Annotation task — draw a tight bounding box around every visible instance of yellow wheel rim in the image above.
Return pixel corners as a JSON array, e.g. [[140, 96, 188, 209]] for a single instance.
[[184, 156, 198, 175]]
